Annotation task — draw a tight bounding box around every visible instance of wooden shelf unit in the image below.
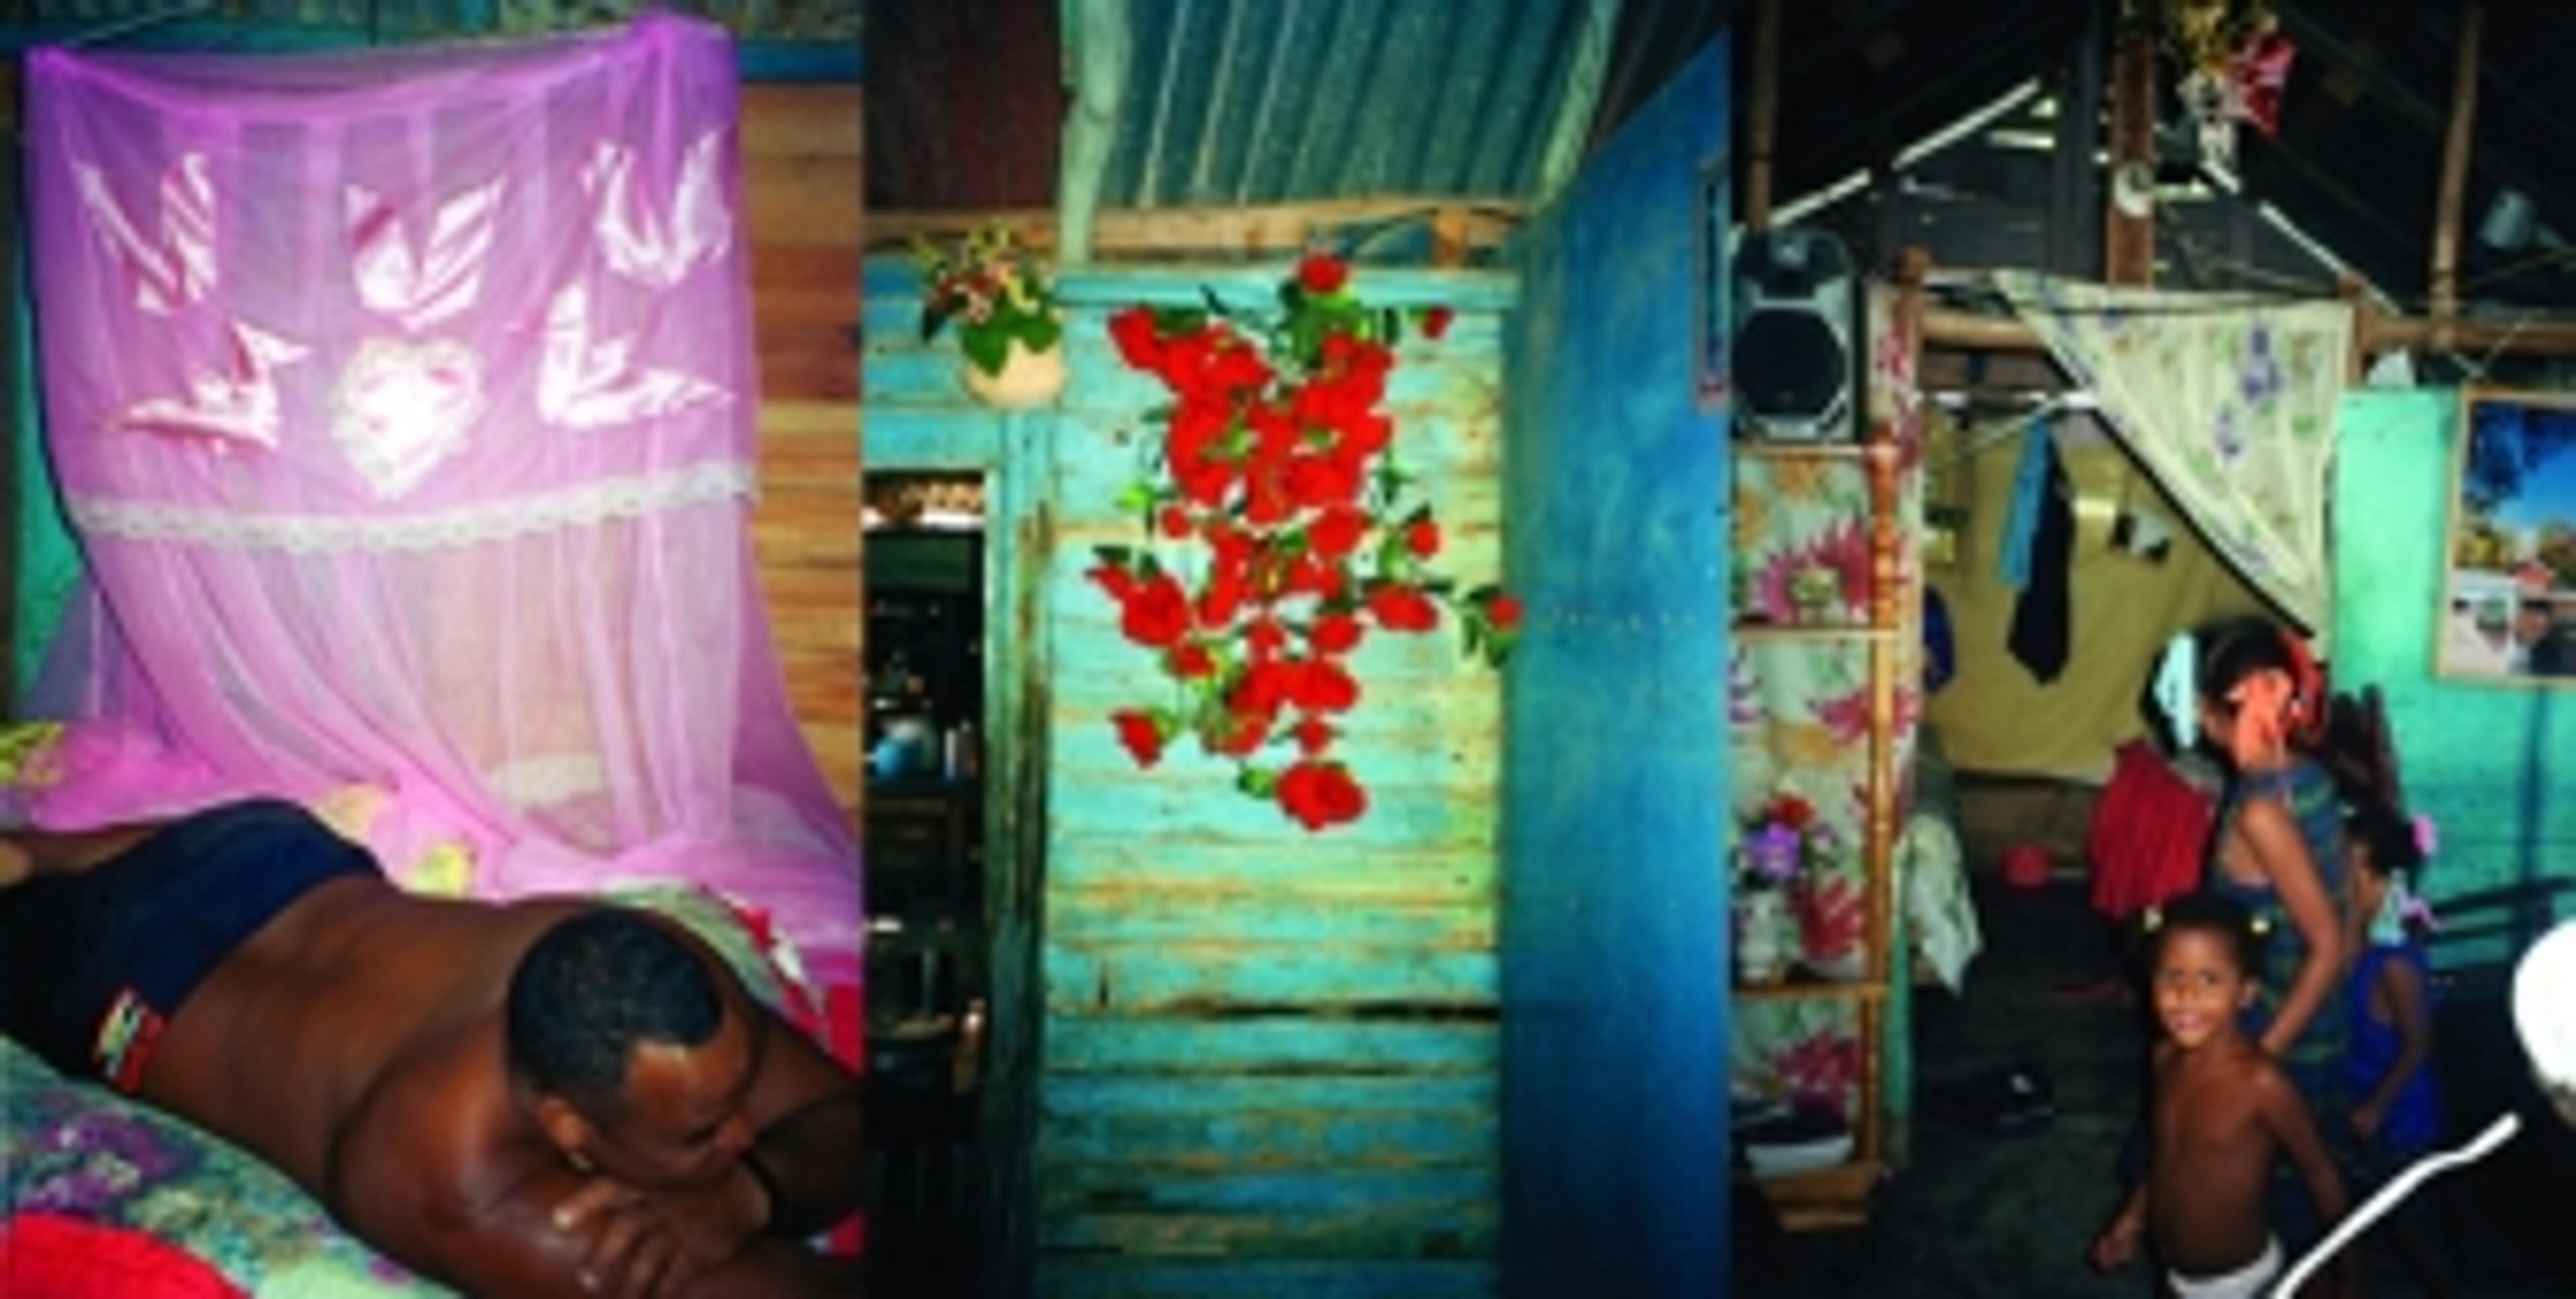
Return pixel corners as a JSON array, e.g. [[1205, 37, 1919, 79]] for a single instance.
[[1727, 267, 1921, 1234]]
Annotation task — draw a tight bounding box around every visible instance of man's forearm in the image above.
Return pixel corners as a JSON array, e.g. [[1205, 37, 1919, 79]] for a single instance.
[[746, 1088, 865, 1239], [684, 1239, 865, 1298]]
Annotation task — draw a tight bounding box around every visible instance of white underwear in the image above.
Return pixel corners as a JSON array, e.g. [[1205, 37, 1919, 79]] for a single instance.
[[2168, 1234, 2282, 1299]]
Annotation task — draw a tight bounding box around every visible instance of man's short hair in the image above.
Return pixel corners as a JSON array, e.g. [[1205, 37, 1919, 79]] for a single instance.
[[506, 909, 723, 1108]]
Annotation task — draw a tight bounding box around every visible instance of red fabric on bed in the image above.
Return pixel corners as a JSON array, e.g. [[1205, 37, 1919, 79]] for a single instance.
[[2087, 742, 2215, 919], [0, 1212, 246, 1298]]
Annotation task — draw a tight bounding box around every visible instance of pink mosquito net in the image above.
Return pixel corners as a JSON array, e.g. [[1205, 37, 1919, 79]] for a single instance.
[[19, 15, 861, 958]]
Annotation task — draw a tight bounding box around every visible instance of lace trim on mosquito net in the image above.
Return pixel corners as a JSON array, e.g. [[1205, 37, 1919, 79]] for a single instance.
[[67, 461, 756, 553]]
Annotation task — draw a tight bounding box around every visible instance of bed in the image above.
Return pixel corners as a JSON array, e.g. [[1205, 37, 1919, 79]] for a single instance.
[[1, 865, 847, 1297]]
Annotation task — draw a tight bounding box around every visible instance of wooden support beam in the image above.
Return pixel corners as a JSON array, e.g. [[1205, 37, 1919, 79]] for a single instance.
[[1430, 207, 1470, 269], [871, 200, 1525, 259], [1745, 0, 1783, 231], [2050, 1, 2107, 276], [2430, 3, 2486, 351], [2104, 27, 2155, 286], [2338, 272, 2375, 384]]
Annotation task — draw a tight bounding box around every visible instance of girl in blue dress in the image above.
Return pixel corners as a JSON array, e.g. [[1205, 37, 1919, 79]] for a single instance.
[[2344, 802, 2451, 1292]]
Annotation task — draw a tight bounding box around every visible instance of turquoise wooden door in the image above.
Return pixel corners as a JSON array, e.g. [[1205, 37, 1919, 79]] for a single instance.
[[1499, 30, 1733, 1296]]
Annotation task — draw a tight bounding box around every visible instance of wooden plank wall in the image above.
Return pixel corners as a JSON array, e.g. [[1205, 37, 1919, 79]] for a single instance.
[[865, 262, 1511, 1296], [741, 83, 865, 820], [1038, 270, 1508, 1298]]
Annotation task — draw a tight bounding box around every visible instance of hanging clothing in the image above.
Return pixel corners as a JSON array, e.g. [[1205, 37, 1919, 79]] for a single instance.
[[2006, 429, 2075, 682], [2086, 742, 2213, 919], [1995, 416, 2053, 591], [1995, 272, 2349, 645]]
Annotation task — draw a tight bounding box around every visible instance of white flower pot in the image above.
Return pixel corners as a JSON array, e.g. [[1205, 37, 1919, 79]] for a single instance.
[[1736, 890, 1789, 986], [959, 338, 1069, 409]]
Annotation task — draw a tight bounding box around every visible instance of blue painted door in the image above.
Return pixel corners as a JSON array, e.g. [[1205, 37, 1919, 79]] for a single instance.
[[1499, 30, 1733, 1297]]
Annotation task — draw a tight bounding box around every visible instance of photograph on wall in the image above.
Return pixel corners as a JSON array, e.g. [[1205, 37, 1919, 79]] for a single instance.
[[2438, 389, 2576, 683]]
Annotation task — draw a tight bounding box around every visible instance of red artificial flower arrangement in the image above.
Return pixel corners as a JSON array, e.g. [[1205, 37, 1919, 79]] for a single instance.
[[1088, 253, 1516, 832]]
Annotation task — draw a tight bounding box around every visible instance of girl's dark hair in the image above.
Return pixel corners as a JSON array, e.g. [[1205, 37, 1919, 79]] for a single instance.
[[2346, 801, 2424, 878], [2149, 890, 2261, 976], [2194, 614, 2298, 706]]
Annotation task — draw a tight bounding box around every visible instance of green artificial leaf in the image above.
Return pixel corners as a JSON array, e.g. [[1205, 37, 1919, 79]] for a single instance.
[[1236, 765, 1281, 797], [1379, 308, 1405, 345], [1155, 306, 1210, 335], [961, 325, 1011, 376], [1291, 313, 1326, 370], [1093, 545, 1136, 569], [1022, 313, 1063, 352]]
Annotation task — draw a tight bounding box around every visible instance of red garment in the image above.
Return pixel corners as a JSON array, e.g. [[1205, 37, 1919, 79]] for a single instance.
[[0, 1214, 246, 1299], [2088, 742, 2216, 919]]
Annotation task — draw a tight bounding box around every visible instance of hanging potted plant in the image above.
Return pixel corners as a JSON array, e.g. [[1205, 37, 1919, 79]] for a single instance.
[[914, 227, 1068, 408]]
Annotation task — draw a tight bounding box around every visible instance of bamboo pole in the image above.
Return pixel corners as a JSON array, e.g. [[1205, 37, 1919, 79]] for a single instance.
[[1745, 0, 1783, 232], [1920, 299, 2576, 360], [1856, 247, 1929, 1170], [2430, 3, 2487, 351]]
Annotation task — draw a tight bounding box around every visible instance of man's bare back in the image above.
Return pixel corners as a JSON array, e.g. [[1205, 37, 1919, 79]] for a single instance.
[[144, 873, 578, 1192], [1, 802, 865, 1298]]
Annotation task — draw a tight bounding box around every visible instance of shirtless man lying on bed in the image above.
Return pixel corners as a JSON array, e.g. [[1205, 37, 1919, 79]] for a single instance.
[[0, 797, 865, 1299]]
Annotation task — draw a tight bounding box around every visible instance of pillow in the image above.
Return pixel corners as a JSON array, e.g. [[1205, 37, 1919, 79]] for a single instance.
[[0, 1212, 246, 1298]]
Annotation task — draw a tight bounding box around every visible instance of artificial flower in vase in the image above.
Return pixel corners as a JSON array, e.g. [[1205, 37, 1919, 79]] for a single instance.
[[1086, 251, 1514, 833], [914, 227, 1068, 408], [1734, 796, 1817, 985]]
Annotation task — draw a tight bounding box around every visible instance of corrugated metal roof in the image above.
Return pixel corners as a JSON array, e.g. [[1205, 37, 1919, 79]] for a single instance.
[[865, 0, 1630, 215], [1099, 0, 1599, 207]]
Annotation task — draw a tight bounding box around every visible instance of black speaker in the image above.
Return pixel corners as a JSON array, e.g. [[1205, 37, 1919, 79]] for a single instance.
[[1732, 229, 1858, 443]]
